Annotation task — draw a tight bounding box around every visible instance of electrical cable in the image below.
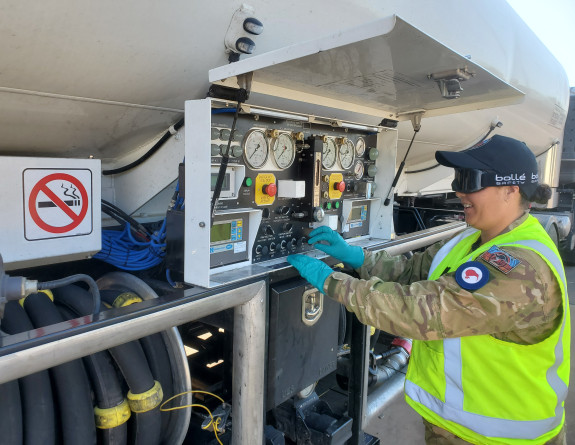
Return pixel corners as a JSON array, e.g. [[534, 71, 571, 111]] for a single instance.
[[37, 274, 101, 315], [102, 118, 185, 176], [94, 219, 166, 271], [160, 390, 226, 445]]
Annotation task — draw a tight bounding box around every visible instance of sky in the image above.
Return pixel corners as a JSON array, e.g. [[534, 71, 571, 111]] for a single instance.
[[506, 0, 575, 87]]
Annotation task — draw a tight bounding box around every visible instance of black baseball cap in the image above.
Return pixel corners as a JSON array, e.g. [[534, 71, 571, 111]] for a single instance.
[[435, 135, 539, 199]]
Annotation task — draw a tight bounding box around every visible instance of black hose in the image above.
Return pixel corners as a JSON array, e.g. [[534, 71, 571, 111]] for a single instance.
[[2, 301, 56, 445], [23, 293, 97, 445], [37, 274, 101, 315], [53, 286, 161, 445], [102, 118, 185, 176], [56, 303, 128, 445], [0, 378, 23, 445], [100, 288, 173, 442]]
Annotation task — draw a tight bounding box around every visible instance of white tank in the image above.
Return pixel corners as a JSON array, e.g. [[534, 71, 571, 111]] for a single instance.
[[0, 0, 569, 184]]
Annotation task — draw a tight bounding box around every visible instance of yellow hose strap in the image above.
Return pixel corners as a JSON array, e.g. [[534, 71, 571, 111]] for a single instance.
[[127, 380, 163, 413], [94, 399, 131, 429], [113, 292, 143, 308], [19, 289, 53, 307]]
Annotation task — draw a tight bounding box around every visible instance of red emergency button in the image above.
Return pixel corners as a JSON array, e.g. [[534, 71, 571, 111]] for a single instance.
[[334, 181, 346, 193], [263, 183, 277, 196]]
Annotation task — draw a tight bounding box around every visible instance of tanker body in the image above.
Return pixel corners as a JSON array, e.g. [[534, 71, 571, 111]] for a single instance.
[[0, 2, 570, 444]]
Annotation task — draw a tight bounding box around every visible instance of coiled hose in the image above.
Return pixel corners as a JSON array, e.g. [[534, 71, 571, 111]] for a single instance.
[[2, 301, 56, 445], [56, 303, 128, 445], [22, 292, 97, 445], [53, 285, 162, 445]]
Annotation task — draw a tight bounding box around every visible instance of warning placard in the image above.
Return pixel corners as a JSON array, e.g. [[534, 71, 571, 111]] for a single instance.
[[24, 169, 93, 240]]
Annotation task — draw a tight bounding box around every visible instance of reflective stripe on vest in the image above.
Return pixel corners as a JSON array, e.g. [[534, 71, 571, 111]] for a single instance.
[[405, 238, 568, 439], [427, 227, 478, 276]]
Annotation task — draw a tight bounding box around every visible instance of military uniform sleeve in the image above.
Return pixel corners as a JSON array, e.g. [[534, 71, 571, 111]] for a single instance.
[[357, 239, 446, 284], [325, 246, 562, 342]]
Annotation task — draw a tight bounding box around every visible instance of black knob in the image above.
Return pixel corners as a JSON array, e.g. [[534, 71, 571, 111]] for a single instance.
[[269, 242, 276, 252], [263, 225, 275, 236], [283, 223, 293, 232], [261, 245, 269, 256], [280, 240, 287, 250], [255, 245, 263, 255], [290, 238, 298, 249]]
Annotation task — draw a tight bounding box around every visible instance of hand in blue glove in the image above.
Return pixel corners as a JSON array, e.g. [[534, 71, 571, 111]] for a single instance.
[[287, 254, 334, 294], [307, 226, 364, 269]]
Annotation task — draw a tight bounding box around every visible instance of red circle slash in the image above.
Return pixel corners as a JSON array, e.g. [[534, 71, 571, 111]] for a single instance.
[[28, 173, 89, 233]]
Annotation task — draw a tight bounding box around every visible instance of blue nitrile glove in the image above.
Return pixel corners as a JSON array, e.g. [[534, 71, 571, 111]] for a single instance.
[[287, 255, 334, 294], [307, 226, 364, 269]]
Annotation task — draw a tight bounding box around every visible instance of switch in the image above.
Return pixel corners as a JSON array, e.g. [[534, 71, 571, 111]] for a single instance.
[[263, 183, 277, 197], [334, 181, 346, 193]]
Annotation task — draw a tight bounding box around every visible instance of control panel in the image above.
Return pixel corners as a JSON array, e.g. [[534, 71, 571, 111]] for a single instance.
[[181, 98, 396, 287]]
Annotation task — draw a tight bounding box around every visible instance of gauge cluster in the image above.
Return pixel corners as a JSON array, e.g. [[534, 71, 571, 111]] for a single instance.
[[206, 109, 380, 265]]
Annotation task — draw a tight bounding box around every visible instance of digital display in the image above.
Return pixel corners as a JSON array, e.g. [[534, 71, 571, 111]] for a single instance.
[[349, 206, 363, 222], [211, 173, 230, 192], [211, 222, 232, 243]]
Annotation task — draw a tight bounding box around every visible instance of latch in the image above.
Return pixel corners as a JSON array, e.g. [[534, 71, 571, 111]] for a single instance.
[[429, 67, 475, 99], [302, 288, 323, 326]]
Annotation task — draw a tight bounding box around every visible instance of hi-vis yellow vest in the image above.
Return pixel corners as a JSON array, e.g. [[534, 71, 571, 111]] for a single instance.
[[405, 215, 570, 444]]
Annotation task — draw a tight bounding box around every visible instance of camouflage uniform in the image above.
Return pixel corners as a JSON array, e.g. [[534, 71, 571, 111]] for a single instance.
[[323, 212, 566, 444]]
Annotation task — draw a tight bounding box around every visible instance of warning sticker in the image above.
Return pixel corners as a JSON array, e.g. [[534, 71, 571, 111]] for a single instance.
[[24, 169, 93, 240]]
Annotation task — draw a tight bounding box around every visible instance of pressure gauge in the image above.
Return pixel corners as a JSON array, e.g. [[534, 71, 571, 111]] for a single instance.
[[355, 137, 366, 157], [322, 137, 337, 169], [271, 133, 296, 169], [243, 129, 268, 169], [353, 160, 364, 179], [339, 140, 355, 169]]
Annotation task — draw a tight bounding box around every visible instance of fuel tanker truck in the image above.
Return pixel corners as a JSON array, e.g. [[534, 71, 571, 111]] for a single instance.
[[0, 1, 569, 444]]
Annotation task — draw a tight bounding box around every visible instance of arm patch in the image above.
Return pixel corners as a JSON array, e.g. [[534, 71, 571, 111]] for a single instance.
[[479, 245, 521, 274]]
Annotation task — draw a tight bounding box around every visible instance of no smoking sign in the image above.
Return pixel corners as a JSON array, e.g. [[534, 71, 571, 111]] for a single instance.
[[24, 169, 93, 240]]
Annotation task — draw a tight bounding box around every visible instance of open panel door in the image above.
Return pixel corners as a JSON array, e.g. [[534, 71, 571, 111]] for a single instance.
[[210, 15, 524, 121]]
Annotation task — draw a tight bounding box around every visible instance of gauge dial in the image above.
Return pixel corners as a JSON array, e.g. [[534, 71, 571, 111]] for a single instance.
[[355, 137, 366, 156], [353, 160, 364, 180], [322, 137, 337, 169], [243, 130, 268, 169], [271, 133, 296, 169], [339, 140, 355, 169]]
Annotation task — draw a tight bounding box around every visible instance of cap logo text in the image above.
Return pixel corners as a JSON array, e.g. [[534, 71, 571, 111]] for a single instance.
[[495, 173, 526, 185]]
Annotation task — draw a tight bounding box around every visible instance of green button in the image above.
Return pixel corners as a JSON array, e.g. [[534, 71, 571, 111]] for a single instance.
[[325, 202, 332, 210], [245, 177, 253, 187], [335, 201, 340, 209]]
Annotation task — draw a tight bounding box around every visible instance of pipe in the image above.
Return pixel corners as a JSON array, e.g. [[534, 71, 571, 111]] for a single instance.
[[232, 281, 266, 444], [365, 369, 407, 426]]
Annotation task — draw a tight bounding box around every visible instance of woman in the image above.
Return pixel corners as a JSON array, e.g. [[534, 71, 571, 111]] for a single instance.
[[288, 135, 570, 444]]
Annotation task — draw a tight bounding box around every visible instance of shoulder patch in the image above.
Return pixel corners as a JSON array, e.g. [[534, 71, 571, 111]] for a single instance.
[[455, 261, 489, 290], [479, 245, 521, 274]]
